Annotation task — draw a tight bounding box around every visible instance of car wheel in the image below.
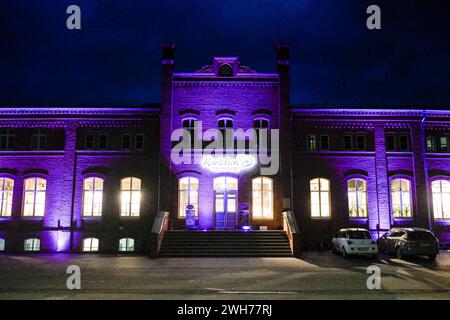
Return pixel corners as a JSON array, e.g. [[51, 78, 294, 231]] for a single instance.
[[342, 247, 348, 259], [428, 254, 437, 261], [396, 247, 403, 259]]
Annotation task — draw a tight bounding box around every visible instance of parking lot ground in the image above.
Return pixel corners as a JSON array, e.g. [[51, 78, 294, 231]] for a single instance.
[[0, 251, 449, 299]]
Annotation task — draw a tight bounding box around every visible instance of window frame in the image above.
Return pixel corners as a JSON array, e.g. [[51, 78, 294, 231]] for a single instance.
[[24, 238, 40, 252], [347, 178, 368, 218], [390, 178, 413, 218], [135, 134, 145, 150], [22, 177, 47, 218], [355, 134, 366, 151], [319, 135, 330, 150], [178, 176, 199, 218], [31, 129, 48, 150], [97, 133, 108, 150], [310, 178, 331, 219], [252, 176, 274, 220], [0, 176, 14, 217], [118, 238, 135, 252], [343, 134, 353, 150], [82, 237, 99, 252], [121, 133, 132, 150], [307, 135, 317, 151], [120, 177, 141, 217], [431, 179, 450, 220], [82, 176, 104, 217], [426, 136, 436, 152], [0, 129, 15, 150], [84, 133, 95, 150]]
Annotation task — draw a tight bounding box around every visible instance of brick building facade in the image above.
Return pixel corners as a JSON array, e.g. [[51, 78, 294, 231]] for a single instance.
[[0, 44, 448, 253]]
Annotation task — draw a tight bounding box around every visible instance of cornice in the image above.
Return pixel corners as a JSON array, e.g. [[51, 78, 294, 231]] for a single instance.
[[291, 108, 450, 119], [0, 107, 160, 117], [173, 81, 278, 87]]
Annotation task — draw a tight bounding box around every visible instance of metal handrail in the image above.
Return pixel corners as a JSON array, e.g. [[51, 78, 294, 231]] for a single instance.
[[282, 211, 301, 257], [150, 211, 170, 257]]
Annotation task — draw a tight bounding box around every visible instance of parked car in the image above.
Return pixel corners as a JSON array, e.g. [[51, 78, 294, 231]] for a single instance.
[[377, 227, 439, 260], [332, 228, 378, 258]]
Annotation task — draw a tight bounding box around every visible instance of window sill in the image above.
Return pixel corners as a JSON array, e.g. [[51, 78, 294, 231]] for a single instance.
[[311, 217, 332, 220], [21, 217, 44, 221], [82, 216, 102, 221], [0, 216, 12, 220], [393, 217, 413, 221], [349, 217, 368, 222], [251, 217, 274, 220]]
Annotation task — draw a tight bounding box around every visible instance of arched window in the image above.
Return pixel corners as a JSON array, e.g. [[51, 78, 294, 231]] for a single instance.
[[347, 179, 368, 218], [431, 180, 450, 220], [253, 119, 269, 129], [24, 238, 40, 251], [83, 238, 99, 252], [252, 177, 273, 219], [0, 177, 14, 217], [178, 177, 199, 218], [310, 178, 330, 218], [218, 63, 233, 76], [0, 238, 5, 251], [23, 177, 46, 217], [83, 177, 103, 217], [391, 178, 412, 218], [218, 118, 234, 129], [121, 177, 141, 217], [307, 135, 316, 151], [119, 238, 135, 252], [182, 118, 197, 129]]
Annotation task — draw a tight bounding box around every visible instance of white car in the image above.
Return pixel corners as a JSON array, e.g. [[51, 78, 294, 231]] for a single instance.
[[332, 228, 378, 258]]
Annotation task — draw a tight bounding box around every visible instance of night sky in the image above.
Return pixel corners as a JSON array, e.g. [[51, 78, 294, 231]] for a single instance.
[[0, 0, 449, 107]]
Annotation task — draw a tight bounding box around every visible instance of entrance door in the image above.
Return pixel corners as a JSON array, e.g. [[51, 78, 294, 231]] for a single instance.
[[214, 177, 238, 229]]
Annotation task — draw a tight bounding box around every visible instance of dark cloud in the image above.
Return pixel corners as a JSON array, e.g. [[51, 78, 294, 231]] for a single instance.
[[0, 0, 448, 106]]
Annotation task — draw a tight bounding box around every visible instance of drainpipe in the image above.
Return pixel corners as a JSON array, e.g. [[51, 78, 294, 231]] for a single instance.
[[421, 111, 433, 231]]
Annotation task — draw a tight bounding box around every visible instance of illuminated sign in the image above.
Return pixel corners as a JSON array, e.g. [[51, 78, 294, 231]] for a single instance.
[[201, 155, 255, 173]]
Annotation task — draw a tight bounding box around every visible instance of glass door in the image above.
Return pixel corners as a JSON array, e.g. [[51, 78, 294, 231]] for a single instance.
[[214, 177, 238, 229]]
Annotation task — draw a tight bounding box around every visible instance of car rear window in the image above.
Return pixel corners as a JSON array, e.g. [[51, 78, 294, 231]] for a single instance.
[[407, 231, 435, 241], [348, 231, 372, 239]]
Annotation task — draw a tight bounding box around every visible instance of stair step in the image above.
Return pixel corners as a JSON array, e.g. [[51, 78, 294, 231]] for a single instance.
[[159, 230, 293, 258]]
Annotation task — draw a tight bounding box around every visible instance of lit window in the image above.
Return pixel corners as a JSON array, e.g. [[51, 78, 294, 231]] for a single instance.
[[24, 238, 40, 252], [135, 134, 144, 150], [121, 177, 141, 217], [310, 178, 330, 218], [83, 177, 103, 217], [0, 238, 5, 251], [307, 135, 316, 151], [83, 238, 99, 252], [391, 178, 412, 218], [23, 178, 46, 217], [356, 135, 366, 150], [122, 134, 131, 149], [347, 179, 367, 218], [0, 129, 15, 150], [0, 177, 14, 217], [431, 180, 450, 220], [426, 136, 436, 152], [98, 134, 108, 150], [84, 133, 95, 149], [178, 177, 199, 218], [320, 135, 329, 150], [386, 135, 396, 151], [440, 136, 449, 152], [399, 135, 409, 151], [119, 238, 135, 252], [252, 177, 273, 219], [343, 134, 353, 150], [31, 129, 47, 150]]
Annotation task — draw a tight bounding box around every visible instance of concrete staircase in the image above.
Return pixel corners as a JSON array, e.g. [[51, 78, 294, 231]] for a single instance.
[[159, 230, 292, 257]]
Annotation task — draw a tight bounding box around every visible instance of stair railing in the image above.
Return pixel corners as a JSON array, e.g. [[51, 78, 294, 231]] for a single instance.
[[282, 211, 301, 258], [149, 211, 170, 258]]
